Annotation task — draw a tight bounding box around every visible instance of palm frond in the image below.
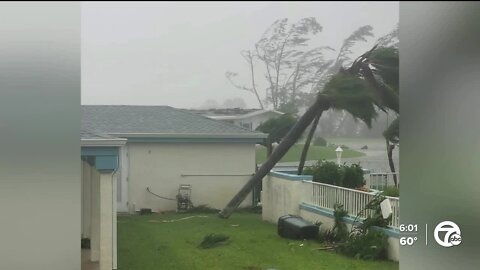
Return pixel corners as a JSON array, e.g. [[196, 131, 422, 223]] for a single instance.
[[324, 74, 378, 128]]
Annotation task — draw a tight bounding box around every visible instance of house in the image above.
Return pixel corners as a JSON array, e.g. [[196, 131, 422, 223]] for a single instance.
[[80, 105, 266, 270], [187, 108, 284, 131]]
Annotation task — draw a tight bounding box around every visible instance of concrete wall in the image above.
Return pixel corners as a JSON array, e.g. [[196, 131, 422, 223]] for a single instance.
[[261, 172, 400, 262], [261, 172, 306, 223], [127, 142, 256, 211]]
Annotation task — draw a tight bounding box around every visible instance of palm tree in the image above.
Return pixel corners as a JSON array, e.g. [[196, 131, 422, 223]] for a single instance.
[[297, 26, 399, 175], [384, 116, 399, 186], [296, 26, 376, 175], [218, 46, 398, 219]]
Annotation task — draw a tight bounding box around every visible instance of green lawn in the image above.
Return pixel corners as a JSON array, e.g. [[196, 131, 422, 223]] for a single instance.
[[118, 213, 398, 270], [256, 144, 365, 163]]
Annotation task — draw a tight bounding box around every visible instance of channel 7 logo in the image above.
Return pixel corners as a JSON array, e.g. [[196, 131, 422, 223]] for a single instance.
[[434, 221, 462, 247]]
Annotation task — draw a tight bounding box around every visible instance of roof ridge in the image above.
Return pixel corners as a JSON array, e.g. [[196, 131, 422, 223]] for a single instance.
[[172, 106, 261, 134]]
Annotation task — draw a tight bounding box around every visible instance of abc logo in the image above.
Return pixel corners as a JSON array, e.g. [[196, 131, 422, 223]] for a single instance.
[[434, 221, 462, 247]]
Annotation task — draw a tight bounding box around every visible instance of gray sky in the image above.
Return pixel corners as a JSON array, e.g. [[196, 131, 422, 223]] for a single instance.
[[81, 2, 398, 109]]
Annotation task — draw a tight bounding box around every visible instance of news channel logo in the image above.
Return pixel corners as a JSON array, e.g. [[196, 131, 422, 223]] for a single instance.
[[434, 221, 462, 247]]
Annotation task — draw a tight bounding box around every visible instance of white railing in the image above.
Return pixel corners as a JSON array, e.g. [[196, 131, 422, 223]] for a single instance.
[[304, 181, 399, 228], [368, 172, 399, 190], [389, 197, 400, 228]]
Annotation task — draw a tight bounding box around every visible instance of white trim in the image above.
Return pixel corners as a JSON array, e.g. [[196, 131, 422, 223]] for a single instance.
[[117, 145, 129, 212], [81, 139, 127, 147], [107, 133, 267, 139], [207, 110, 284, 121]]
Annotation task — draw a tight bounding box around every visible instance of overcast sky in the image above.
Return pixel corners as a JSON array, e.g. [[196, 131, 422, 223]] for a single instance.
[[81, 2, 398, 109]]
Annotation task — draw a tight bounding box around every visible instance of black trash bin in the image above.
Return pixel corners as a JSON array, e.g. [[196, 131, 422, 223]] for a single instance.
[[277, 215, 318, 239]]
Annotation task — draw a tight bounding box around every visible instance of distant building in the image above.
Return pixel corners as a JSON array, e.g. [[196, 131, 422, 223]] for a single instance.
[[187, 108, 284, 131]]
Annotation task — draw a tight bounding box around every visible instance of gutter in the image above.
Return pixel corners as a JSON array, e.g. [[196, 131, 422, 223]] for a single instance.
[[107, 132, 268, 139], [81, 138, 127, 147]]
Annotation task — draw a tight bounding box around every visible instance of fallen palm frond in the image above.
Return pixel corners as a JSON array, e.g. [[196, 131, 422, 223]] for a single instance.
[[198, 233, 230, 249]]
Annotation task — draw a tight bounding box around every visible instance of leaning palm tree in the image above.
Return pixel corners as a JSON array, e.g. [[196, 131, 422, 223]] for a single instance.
[[297, 26, 399, 175], [218, 45, 398, 218]]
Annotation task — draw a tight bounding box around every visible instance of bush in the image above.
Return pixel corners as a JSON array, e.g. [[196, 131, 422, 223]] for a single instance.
[[316, 204, 348, 244], [341, 163, 365, 189], [305, 161, 365, 189], [313, 136, 327, 146], [304, 160, 342, 186], [382, 186, 399, 197], [337, 230, 389, 260]]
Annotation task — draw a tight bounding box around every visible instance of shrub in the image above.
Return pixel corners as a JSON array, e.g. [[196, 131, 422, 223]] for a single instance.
[[337, 230, 389, 260], [356, 194, 391, 232], [382, 186, 399, 197], [313, 136, 327, 146], [341, 163, 365, 189], [337, 194, 390, 260], [316, 204, 348, 243], [305, 160, 342, 186], [305, 161, 365, 189]]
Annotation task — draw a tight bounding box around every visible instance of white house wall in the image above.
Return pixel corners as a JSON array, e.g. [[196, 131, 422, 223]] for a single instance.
[[127, 142, 256, 211]]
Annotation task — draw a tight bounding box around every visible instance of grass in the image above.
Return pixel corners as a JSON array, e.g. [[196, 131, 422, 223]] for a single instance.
[[256, 144, 365, 163], [118, 213, 398, 270]]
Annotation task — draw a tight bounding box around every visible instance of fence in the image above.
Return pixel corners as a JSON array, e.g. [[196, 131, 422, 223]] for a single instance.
[[304, 180, 399, 228], [262, 171, 400, 261], [367, 172, 399, 190]]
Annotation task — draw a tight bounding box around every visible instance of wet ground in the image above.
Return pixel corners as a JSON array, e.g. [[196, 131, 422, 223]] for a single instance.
[[275, 138, 399, 174]]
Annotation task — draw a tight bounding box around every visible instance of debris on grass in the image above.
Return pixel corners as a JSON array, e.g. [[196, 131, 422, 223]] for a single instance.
[[147, 215, 208, 223], [198, 233, 230, 249]]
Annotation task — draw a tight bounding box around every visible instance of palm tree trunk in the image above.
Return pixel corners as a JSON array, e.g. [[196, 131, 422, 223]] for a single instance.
[[218, 96, 331, 218], [266, 138, 273, 158], [297, 111, 322, 175], [386, 142, 398, 187]]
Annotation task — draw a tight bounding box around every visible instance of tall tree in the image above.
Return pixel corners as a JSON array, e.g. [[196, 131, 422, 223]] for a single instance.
[[297, 25, 375, 174], [226, 50, 264, 109], [228, 20, 377, 115], [227, 18, 331, 111], [370, 26, 400, 185], [219, 45, 397, 218]]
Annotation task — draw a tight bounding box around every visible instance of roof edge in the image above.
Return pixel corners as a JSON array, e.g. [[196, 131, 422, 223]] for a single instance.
[[107, 132, 268, 139], [207, 110, 284, 120], [81, 138, 127, 147]]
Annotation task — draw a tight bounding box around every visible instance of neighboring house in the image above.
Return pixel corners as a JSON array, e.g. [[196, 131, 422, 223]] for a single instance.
[[187, 108, 284, 131], [80, 105, 266, 270]]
